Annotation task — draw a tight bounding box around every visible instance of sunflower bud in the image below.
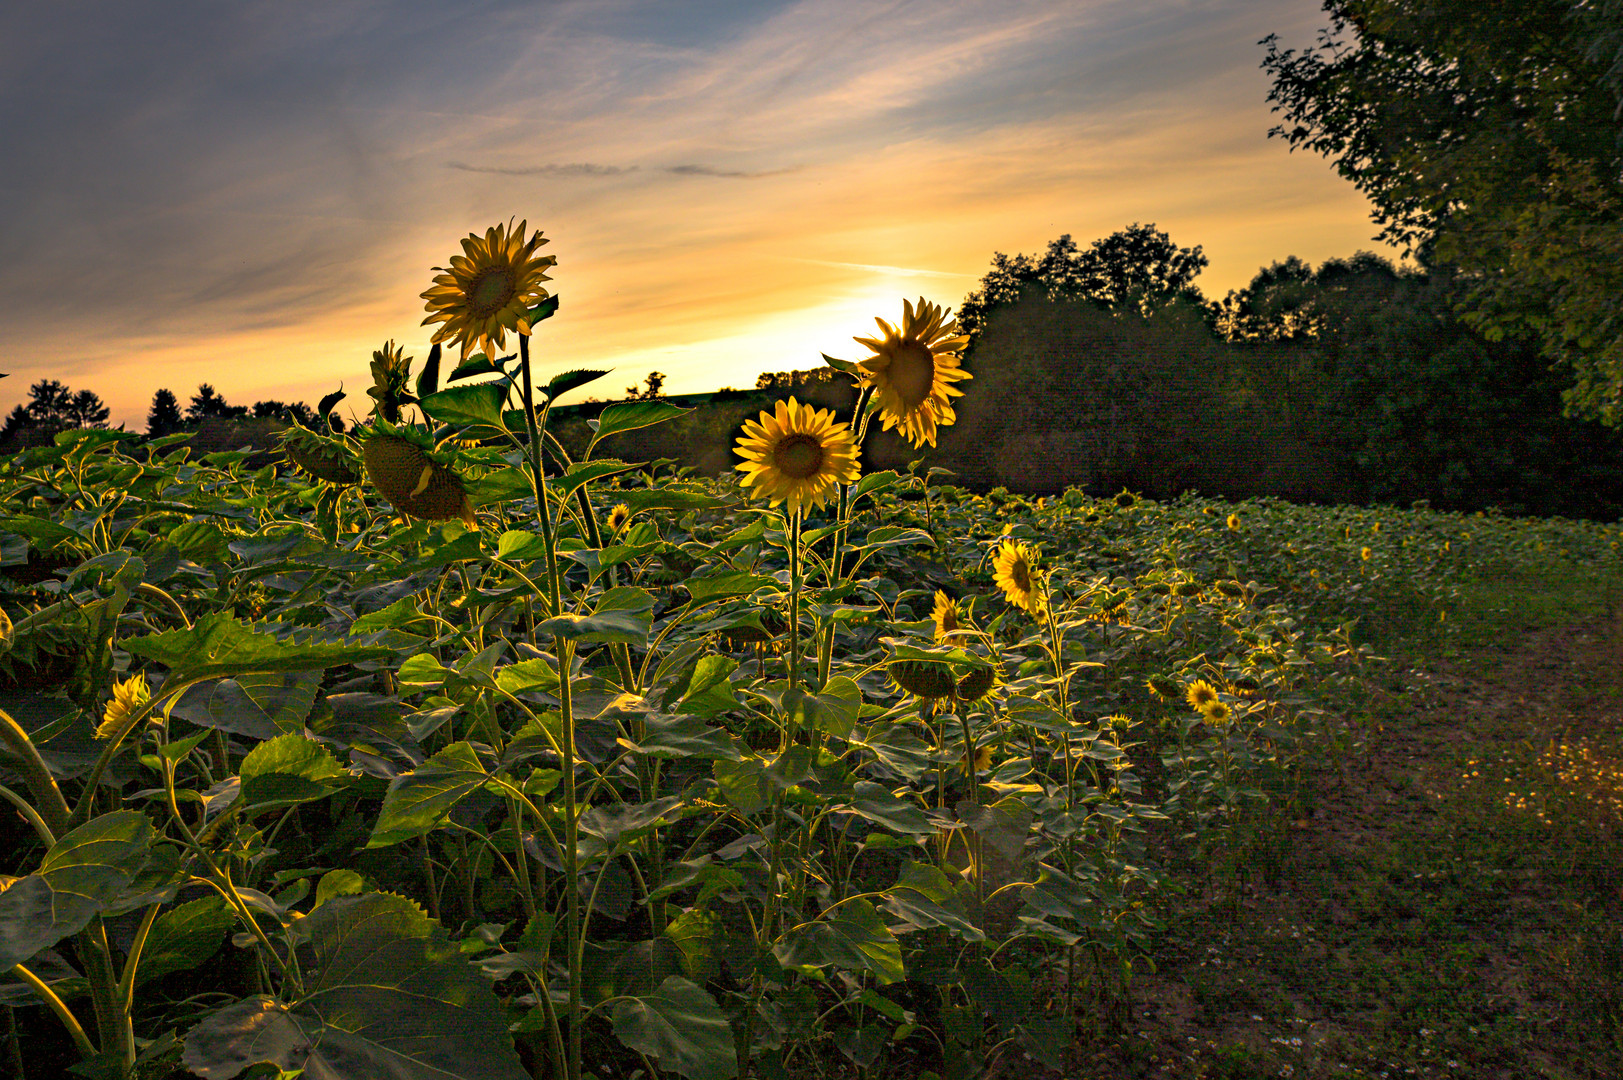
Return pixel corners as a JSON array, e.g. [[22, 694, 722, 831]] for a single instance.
[[280, 425, 361, 485], [97, 673, 150, 740]]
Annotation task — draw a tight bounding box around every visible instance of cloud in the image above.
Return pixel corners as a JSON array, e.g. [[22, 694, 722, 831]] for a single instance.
[[447, 161, 638, 176], [665, 163, 801, 179]]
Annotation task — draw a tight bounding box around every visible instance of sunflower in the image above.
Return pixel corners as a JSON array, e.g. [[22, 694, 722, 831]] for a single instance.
[[1185, 679, 1219, 711], [421, 219, 556, 361], [367, 340, 414, 423], [97, 673, 150, 740], [852, 297, 972, 448], [1226, 513, 1241, 531], [607, 503, 632, 536], [734, 397, 861, 517], [1202, 700, 1233, 725], [362, 428, 477, 527], [992, 541, 1044, 615], [931, 590, 962, 641]]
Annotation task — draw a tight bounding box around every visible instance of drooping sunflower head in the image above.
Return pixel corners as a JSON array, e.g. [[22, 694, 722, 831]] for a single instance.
[[852, 297, 972, 448], [421, 218, 556, 360], [954, 663, 998, 702], [1145, 674, 1180, 699], [279, 423, 362, 486], [888, 659, 958, 700], [931, 590, 962, 641], [1185, 679, 1219, 711], [367, 340, 415, 423], [734, 397, 861, 518], [992, 541, 1044, 615], [362, 427, 477, 527]]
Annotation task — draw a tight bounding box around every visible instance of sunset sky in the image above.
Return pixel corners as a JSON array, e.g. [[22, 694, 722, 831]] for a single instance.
[[1, 0, 1401, 431]]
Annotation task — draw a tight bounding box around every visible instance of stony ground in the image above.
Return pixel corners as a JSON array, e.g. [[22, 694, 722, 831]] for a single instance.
[[1066, 612, 1623, 1080]]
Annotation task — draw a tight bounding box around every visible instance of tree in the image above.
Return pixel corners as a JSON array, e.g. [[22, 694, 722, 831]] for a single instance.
[[252, 400, 316, 426], [186, 384, 246, 422], [957, 224, 1210, 340], [1261, 0, 1623, 421], [625, 371, 666, 400], [147, 389, 184, 437]]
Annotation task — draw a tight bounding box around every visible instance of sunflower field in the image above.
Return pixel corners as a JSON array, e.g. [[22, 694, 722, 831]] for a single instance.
[[1, 224, 1619, 1080]]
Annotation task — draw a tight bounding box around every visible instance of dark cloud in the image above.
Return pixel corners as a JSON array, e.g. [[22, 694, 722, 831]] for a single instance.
[[665, 164, 800, 179], [447, 162, 638, 176]]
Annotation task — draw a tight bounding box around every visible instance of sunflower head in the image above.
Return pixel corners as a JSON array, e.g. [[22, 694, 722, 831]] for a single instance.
[[1226, 513, 1242, 531], [888, 660, 958, 700], [931, 590, 962, 641], [1185, 679, 1219, 711], [367, 340, 415, 423], [362, 427, 476, 527], [992, 541, 1044, 615], [279, 423, 361, 485], [955, 663, 998, 702], [607, 503, 632, 536], [1145, 673, 1181, 699], [421, 218, 556, 361], [853, 297, 972, 448], [1202, 700, 1233, 725], [97, 673, 150, 740], [734, 397, 861, 518]]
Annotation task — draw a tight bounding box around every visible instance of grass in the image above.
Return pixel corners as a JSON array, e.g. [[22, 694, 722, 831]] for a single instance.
[[1068, 552, 1623, 1079]]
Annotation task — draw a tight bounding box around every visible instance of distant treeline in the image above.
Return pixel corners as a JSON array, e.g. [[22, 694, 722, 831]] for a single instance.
[[10, 226, 1623, 521]]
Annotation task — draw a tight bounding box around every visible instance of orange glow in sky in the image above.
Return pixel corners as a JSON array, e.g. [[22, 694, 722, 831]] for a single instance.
[[1, 1, 1400, 430]]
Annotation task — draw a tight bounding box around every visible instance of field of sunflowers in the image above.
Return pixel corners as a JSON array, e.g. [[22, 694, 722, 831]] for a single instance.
[[1, 222, 1618, 1080]]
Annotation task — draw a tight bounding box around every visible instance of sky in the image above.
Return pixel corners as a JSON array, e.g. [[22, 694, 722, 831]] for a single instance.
[[0, 0, 1401, 431]]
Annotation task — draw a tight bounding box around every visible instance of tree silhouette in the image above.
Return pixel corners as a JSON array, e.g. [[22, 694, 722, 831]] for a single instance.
[[957, 224, 1210, 340], [625, 371, 666, 400], [186, 384, 247, 422], [147, 389, 184, 437], [251, 400, 316, 426], [0, 380, 110, 446]]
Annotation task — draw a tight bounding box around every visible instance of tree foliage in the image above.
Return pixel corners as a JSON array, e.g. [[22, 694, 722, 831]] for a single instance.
[[0, 379, 111, 446], [1261, 0, 1623, 422], [186, 383, 247, 422], [147, 389, 184, 437], [956, 224, 1210, 340]]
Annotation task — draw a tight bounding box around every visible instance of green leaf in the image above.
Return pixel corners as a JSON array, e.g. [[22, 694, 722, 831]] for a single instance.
[[125, 614, 395, 686], [181, 892, 527, 1080], [610, 975, 739, 1080], [496, 529, 548, 561], [534, 588, 654, 645], [398, 653, 451, 691], [821, 352, 861, 375], [0, 811, 153, 972], [553, 459, 639, 502], [314, 869, 365, 909], [840, 781, 936, 835], [525, 293, 560, 326], [416, 342, 442, 399], [469, 467, 534, 508], [846, 526, 936, 554], [136, 896, 234, 985], [416, 380, 508, 430], [578, 796, 687, 846], [545, 366, 610, 401], [367, 742, 489, 848], [588, 400, 692, 452], [622, 713, 741, 761], [170, 671, 322, 742], [783, 676, 862, 739], [773, 899, 904, 985], [851, 470, 902, 501], [494, 657, 560, 696], [880, 862, 985, 941], [0, 515, 84, 548], [668, 654, 740, 718], [447, 353, 507, 382], [683, 571, 775, 604], [239, 734, 347, 814], [712, 755, 772, 816], [618, 487, 732, 514]]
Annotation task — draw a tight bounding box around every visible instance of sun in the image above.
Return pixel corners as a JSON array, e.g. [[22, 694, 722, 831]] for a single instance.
[[852, 297, 972, 448], [734, 397, 861, 517]]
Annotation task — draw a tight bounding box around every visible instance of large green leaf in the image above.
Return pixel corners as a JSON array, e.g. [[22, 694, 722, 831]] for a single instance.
[[169, 672, 322, 742], [182, 891, 526, 1080], [418, 382, 508, 430], [610, 975, 738, 1080], [239, 734, 348, 814], [666, 655, 740, 718], [880, 861, 985, 941], [839, 781, 936, 835], [125, 614, 395, 685], [588, 400, 692, 452], [772, 898, 903, 985], [135, 896, 234, 985], [683, 570, 775, 604], [782, 676, 862, 739], [534, 588, 654, 645], [367, 742, 488, 848], [0, 811, 152, 972]]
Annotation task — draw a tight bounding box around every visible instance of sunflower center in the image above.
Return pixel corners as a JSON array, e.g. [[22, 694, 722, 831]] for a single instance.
[[890, 341, 937, 411], [468, 268, 516, 316], [773, 434, 825, 479], [1011, 559, 1031, 592]]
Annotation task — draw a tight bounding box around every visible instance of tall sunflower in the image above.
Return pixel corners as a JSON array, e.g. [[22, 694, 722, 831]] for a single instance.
[[421, 219, 556, 361], [992, 541, 1044, 614], [734, 397, 860, 517], [853, 297, 972, 448]]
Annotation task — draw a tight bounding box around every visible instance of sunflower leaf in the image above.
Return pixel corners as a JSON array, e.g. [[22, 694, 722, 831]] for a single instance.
[[610, 975, 738, 1080], [546, 367, 610, 401], [524, 294, 560, 326], [419, 382, 508, 431], [416, 342, 442, 399], [588, 401, 693, 454]]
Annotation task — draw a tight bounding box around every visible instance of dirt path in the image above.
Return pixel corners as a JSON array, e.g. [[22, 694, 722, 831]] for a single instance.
[[1072, 615, 1623, 1080]]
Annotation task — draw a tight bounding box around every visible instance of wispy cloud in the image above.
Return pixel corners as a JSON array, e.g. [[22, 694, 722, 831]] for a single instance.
[[448, 161, 638, 176]]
